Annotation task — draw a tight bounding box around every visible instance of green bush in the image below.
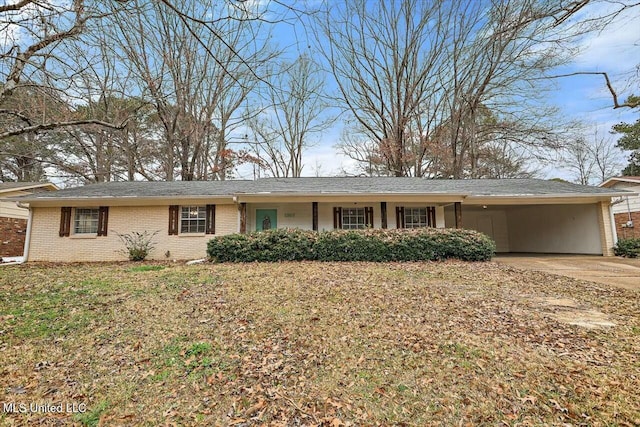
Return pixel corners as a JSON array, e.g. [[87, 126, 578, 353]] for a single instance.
[[314, 230, 390, 261], [207, 228, 317, 262], [614, 238, 640, 258], [207, 227, 495, 263]]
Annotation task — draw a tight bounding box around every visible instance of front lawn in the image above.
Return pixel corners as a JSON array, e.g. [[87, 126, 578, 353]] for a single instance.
[[1, 261, 638, 425]]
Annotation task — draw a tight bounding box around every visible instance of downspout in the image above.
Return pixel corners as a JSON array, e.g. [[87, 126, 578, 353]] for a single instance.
[[609, 203, 618, 245], [17, 202, 32, 263], [610, 196, 630, 242]]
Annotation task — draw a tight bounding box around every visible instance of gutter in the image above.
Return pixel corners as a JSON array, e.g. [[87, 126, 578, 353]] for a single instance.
[[611, 197, 627, 205], [466, 191, 635, 199], [231, 191, 469, 198]]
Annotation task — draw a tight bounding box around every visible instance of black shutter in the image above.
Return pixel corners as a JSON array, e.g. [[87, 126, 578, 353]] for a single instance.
[[205, 204, 216, 234], [59, 207, 72, 237], [380, 202, 387, 229], [365, 206, 374, 228], [395, 206, 405, 229], [333, 207, 342, 229], [97, 206, 109, 236], [168, 205, 179, 235], [427, 207, 436, 227]]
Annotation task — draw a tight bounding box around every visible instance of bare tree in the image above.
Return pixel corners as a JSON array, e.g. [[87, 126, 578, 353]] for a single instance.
[[563, 137, 595, 185], [107, 0, 278, 181], [1, 0, 292, 182], [317, 0, 602, 179], [0, 1, 128, 141], [317, 0, 451, 177], [247, 55, 332, 177], [562, 129, 623, 185]]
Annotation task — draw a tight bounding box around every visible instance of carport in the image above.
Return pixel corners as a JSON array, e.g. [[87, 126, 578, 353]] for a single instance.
[[444, 194, 618, 256]]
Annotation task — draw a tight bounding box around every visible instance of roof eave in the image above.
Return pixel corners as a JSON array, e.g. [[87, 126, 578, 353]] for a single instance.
[[467, 192, 634, 205], [600, 177, 640, 187], [16, 194, 236, 207], [235, 192, 468, 203], [0, 182, 58, 194]]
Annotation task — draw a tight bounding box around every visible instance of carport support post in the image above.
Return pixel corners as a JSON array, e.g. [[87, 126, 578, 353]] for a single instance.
[[597, 201, 615, 256], [239, 203, 247, 234], [454, 202, 462, 229], [380, 202, 387, 229]]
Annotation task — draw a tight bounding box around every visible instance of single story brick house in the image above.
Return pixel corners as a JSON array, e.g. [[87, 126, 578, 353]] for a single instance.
[[0, 182, 57, 257], [13, 177, 632, 262], [599, 176, 640, 239]]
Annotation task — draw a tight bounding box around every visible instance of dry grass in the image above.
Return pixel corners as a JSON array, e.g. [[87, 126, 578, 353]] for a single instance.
[[1, 261, 639, 426]]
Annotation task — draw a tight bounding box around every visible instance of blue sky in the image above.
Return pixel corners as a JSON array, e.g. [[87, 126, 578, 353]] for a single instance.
[[235, 1, 640, 181], [540, 2, 640, 180]]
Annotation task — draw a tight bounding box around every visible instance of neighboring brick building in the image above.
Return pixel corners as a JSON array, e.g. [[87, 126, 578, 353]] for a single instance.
[[0, 182, 57, 258], [600, 177, 640, 240]]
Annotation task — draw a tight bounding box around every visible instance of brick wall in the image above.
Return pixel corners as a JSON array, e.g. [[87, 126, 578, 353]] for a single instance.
[[614, 211, 640, 240], [28, 204, 239, 262], [0, 216, 27, 257]]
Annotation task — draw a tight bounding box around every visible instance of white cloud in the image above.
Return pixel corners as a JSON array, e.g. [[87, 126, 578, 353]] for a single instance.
[[301, 145, 358, 177], [573, 6, 640, 74]]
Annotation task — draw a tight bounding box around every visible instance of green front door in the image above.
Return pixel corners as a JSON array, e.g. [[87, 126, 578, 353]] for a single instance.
[[256, 209, 277, 231]]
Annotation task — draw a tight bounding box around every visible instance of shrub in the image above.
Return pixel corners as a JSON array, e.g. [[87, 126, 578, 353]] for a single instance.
[[314, 230, 389, 261], [207, 228, 317, 262], [116, 230, 159, 261], [614, 238, 640, 258], [207, 227, 495, 263]]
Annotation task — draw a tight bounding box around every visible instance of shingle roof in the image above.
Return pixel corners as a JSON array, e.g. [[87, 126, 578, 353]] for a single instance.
[[13, 177, 628, 202], [15, 180, 251, 199], [246, 177, 620, 196]]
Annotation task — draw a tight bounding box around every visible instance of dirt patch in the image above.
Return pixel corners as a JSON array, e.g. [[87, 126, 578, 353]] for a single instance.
[[534, 296, 616, 328]]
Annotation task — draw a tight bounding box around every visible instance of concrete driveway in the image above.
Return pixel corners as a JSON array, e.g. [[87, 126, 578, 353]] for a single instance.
[[494, 255, 640, 290]]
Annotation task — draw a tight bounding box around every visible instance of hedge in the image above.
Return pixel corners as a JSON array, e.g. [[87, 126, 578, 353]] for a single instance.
[[206, 227, 495, 263], [613, 237, 640, 258]]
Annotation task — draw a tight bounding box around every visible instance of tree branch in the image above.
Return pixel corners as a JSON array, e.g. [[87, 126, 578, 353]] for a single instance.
[[544, 71, 639, 109], [552, 0, 590, 26], [1, 0, 88, 102], [0, 0, 34, 14], [0, 109, 33, 125], [0, 119, 127, 139]]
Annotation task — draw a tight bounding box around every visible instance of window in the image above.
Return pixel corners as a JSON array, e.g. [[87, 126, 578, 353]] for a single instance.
[[333, 207, 373, 229], [74, 208, 99, 234], [396, 206, 435, 228], [60, 207, 108, 237], [169, 205, 215, 235], [342, 207, 366, 229], [404, 207, 428, 228], [180, 206, 206, 233]]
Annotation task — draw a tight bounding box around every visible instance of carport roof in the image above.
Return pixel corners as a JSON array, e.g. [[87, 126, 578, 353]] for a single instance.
[[13, 177, 631, 203]]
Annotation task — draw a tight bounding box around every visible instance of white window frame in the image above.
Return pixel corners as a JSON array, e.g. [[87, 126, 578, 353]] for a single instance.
[[404, 207, 428, 228], [180, 206, 206, 234], [74, 208, 99, 234], [342, 207, 366, 230]]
